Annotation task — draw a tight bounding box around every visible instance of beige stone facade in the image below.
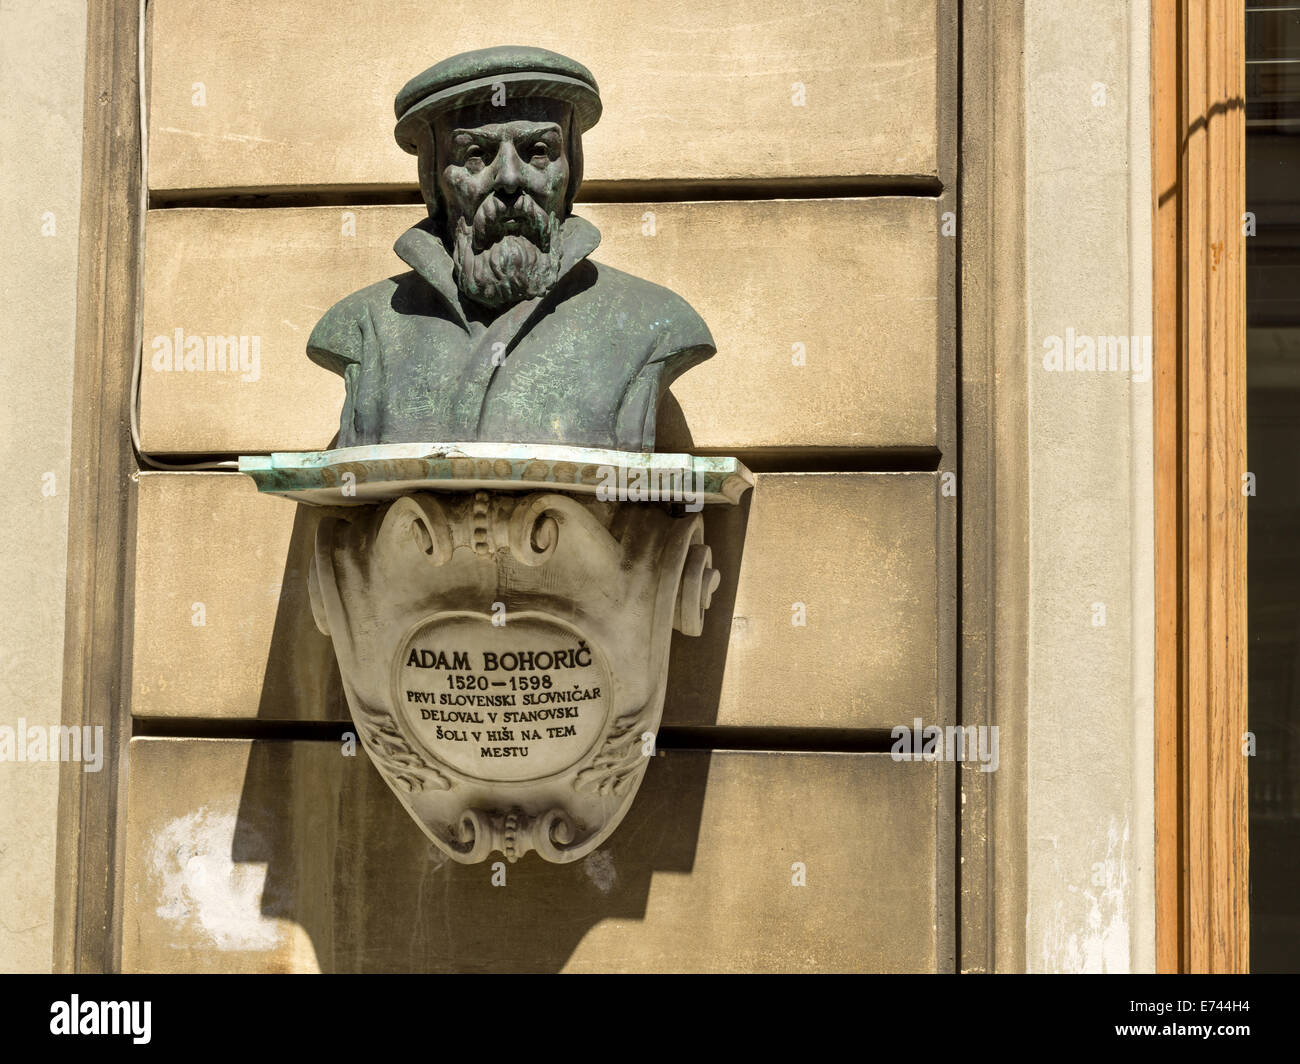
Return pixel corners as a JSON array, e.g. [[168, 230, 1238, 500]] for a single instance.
[[1, 0, 1166, 974], [0, 0, 87, 974]]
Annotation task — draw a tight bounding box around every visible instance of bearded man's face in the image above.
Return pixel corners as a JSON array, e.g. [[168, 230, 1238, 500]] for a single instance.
[[431, 99, 571, 310]]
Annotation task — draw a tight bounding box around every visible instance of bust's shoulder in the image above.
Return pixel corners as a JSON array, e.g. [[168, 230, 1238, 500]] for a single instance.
[[313, 274, 406, 329], [584, 259, 696, 308], [584, 259, 715, 357], [306, 274, 409, 374]]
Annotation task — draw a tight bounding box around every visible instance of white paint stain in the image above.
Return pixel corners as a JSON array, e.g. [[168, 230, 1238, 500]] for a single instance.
[[1040, 816, 1131, 972], [582, 850, 617, 893], [148, 806, 283, 951], [730, 616, 751, 645], [425, 843, 449, 873]]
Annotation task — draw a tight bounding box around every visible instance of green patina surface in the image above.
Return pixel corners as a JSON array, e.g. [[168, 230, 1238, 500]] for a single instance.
[[306, 45, 716, 455], [239, 443, 754, 507]]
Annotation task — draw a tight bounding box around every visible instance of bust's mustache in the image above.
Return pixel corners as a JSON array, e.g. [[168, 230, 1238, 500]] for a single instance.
[[469, 192, 553, 253]]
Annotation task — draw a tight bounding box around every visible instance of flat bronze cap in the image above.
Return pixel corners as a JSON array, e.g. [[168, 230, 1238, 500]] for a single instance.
[[394, 45, 602, 154]]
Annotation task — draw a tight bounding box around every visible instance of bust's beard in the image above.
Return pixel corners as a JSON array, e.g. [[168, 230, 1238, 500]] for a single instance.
[[451, 207, 564, 310]]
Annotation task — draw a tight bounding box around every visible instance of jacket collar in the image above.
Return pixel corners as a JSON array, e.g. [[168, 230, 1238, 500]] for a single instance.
[[393, 213, 602, 331]]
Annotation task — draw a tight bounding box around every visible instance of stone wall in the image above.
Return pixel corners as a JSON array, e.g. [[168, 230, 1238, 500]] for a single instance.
[[122, 0, 959, 971]]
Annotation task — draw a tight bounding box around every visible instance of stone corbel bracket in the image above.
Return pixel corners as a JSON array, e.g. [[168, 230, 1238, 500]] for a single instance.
[[241, 443, 753, 864]]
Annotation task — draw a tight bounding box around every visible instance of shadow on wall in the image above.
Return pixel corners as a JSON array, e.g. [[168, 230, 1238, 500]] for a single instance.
[[233, 400, 752, 971]]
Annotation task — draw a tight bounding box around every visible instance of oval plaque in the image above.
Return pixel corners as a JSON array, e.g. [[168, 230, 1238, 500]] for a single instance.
[[394, 614, 610, 783]]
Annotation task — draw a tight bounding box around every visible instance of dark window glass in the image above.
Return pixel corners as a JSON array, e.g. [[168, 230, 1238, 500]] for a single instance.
[[1247, 0, 1300, 974]]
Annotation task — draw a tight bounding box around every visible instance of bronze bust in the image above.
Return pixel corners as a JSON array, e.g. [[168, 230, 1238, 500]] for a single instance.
[[307, 45, 715, 452], [243, 47, 751, 865]]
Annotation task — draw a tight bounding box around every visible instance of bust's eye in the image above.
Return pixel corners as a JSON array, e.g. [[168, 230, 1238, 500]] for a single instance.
[[530, 142, 550, 159], [464, 145, 482, 160]]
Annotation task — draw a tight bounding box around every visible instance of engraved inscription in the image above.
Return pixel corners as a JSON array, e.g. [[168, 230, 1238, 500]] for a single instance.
[[395, 615, 610, 782]]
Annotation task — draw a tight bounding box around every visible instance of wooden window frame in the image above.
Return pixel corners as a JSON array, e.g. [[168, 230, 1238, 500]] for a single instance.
[[1152, 0, 1250, 974]]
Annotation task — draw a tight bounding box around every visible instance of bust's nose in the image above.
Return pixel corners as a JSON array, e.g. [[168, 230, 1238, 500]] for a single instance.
[[492, 142, 524, 198]]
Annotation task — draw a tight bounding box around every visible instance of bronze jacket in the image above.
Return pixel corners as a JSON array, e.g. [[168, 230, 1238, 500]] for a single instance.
[[306, 214, 715, 452]]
